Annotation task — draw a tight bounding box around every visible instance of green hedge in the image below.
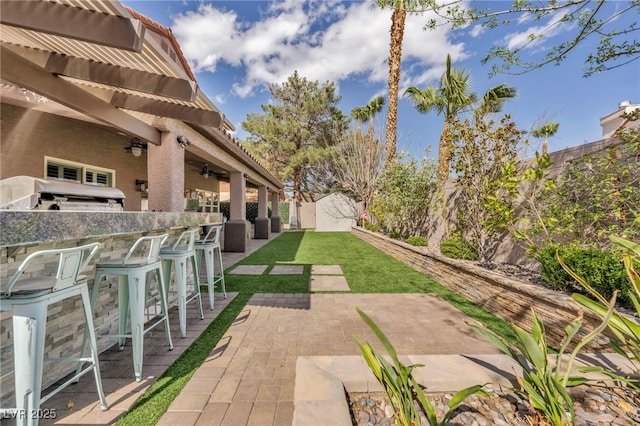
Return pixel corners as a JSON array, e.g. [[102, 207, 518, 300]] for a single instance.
[[536, 244, 633, 308], [219, 202, 289, 224]]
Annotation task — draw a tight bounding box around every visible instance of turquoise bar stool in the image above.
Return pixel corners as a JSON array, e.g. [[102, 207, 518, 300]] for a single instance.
[[160, 229, 204, 338], [0, 243, 108, 425], [90, 234, 173, 382], [195, 224, 227, 310]]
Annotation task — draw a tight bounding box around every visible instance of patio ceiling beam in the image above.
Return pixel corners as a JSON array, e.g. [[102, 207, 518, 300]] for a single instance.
[[0, 1, 144, 52], [44, 53, 197, 102], [1, 46, 160, 145], [110, 93, 223, 128]]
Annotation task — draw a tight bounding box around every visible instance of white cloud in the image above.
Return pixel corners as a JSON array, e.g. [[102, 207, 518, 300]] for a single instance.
[[505, 10, 574, 51], [171, 1, 462, 99]]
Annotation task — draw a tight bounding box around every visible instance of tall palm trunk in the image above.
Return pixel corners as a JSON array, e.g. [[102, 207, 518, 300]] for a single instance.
[[384, 7, 406, 167], [438, 118, 453, 184]]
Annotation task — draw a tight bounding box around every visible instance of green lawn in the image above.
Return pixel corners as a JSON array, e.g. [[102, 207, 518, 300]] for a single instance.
[[118, 230, 514, 425]]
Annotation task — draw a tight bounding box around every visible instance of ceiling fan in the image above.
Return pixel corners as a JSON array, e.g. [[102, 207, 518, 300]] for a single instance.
[[191, 163, 226, 179]]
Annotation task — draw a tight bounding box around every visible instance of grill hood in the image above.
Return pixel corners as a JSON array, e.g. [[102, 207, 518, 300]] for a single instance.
[[0, 176, 125, 211]]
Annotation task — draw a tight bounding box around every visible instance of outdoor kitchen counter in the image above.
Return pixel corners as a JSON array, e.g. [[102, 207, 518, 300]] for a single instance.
[[0, 211, 222, 405], [0, 211, 220, 247]]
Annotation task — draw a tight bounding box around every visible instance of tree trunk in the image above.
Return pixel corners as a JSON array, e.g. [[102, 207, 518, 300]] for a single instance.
[[384, 7, 406, 168], [437, 120, 452, 184], [293, 168, 302, 202]]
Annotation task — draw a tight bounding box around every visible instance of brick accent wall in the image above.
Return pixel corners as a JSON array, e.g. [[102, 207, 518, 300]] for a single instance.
[[351, 227, 610, 351]]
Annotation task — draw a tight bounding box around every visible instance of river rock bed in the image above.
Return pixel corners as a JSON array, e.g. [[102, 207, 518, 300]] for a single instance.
[[349, 383, 640, 425]]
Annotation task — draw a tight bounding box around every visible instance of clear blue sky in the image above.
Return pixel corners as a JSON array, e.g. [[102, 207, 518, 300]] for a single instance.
[[123, 0, 639, 160]]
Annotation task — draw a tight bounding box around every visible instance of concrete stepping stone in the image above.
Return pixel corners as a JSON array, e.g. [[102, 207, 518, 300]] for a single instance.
[[309, 275, 350, 292], [228, 264, 268, 275], [270, 265, 304, 275], [311, 265, 343, 275]]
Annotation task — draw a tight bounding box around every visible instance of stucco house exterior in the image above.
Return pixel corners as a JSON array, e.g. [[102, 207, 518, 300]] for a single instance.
[[0, 0, 284, 251]]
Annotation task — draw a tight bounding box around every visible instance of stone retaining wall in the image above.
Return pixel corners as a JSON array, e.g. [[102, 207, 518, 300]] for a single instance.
[[351, 227, 610, 350]]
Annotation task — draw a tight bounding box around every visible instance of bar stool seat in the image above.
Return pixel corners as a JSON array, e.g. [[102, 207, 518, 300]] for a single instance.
[[0, 243, 107, 424], [195, 224, 227, 310], [160, 229, 204, 338], [90, 234, 173, 382]]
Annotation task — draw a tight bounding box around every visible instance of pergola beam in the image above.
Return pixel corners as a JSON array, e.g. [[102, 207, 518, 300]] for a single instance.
[[44, 53, 197, 102], [0, 1, 144, 51], [111, 93, 222, 128], [1, 46, 160, 144]]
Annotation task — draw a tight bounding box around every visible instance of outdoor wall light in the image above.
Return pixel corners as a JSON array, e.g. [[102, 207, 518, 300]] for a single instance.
[[177, 135, 191, 148], [135, 179, 148, 192], [243, 173, 249, 179], [126, 138, 145, 158]]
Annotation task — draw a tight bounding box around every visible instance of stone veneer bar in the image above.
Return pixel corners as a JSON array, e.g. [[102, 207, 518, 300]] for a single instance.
[[0, 211, 220, 404]]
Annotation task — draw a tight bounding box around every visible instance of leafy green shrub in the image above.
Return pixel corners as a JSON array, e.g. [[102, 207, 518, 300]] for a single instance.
[[389, 230, 402, 240], [406, 236, 428, 247], [440, 234, 478, 260], [363, 221, 381, 233], [536, 244, 632, 307]]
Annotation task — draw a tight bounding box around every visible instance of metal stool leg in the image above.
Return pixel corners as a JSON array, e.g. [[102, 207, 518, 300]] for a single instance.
[[189, 253, 204, 320], [118, 275, 130, 350], [154, 266, 173, 351], [79, 286, 108, 410], [127, 269, 146, 382], [12, 304, 47, 426], [214, 245, 226, 298]]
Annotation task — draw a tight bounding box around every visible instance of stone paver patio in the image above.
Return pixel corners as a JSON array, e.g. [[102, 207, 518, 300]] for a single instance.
[[228, 265, 269, 275], [309, 275, 350, 291], [310, 265, 343, 275], [270, 265, 305, 275], [156, 292, 502, 425]]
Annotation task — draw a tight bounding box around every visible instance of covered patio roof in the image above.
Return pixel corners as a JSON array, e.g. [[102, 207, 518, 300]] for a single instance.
[[1, 0, 283, 190], [0, 0, 228, 144]]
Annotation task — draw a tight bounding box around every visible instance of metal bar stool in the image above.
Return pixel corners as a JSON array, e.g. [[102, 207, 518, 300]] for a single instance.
[[90, 234, 173, 382], [160, 229, 204, 338], [0, 242, 108, 425], [194, 224, 227, 310]]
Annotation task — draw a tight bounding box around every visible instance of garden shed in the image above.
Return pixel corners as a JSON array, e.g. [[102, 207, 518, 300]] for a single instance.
[[315, 191, 357, 232]]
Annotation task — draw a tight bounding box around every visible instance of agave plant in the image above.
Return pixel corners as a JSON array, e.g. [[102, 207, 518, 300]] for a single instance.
[[472, 304, 615, 426], [354, 307, 486, 426]]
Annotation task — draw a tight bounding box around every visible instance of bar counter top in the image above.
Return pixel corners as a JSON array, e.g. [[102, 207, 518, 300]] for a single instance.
[[0, 211, 222, 247]]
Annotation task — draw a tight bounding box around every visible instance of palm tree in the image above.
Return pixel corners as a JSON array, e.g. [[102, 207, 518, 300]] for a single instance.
[[404, 54, 517, 183], [375, 0, 430, 169], [351, 95, 386, 188], [351, 95, 386, 142], [531, 122, 559, 155]]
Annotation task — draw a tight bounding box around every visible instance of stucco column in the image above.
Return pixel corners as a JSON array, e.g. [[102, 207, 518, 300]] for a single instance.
[[255, 185, 271, 239], [147, 132, 185, 212], [271, 191, 281, 233], [224, 171, 249, 252]]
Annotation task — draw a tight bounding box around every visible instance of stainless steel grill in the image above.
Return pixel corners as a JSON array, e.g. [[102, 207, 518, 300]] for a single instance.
[[0, 176, 125, 211]]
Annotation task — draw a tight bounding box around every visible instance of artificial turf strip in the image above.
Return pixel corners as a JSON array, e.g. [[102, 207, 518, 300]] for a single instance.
[[118, 230, 515, 425]]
